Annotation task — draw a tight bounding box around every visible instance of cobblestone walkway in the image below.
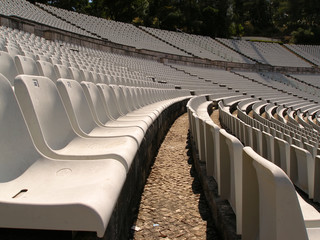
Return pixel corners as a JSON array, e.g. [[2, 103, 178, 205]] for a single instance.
[[130, 113, 220, 240]]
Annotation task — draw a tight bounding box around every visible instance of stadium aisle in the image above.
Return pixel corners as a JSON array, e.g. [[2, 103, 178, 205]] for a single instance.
[[130, 113, 220, 239]]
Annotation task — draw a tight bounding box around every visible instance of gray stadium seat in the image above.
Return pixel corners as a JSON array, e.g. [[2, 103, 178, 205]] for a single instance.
[[274, 137, 290, 174], [290, 145, 315, 199], [54, 64, 73, 79], [219, 129, 244, 235], [84, 82, 149, 132], [36, 60, 59, 82], [0, 51, 19, 85], [15, 55, 40, 76], [0, 73, 127, 237], [56, 78, 144, 145], [242, 146, 320, 240], [14, 75, 138, 170]]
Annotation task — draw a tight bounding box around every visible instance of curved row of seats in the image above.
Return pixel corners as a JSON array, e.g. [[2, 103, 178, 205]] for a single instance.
[[188, 95, 245, 235], [3, 25, 318, 102], [0, 50, 177, 90], [172, 63, 320, 105], [0, 70, 190, 236], [224, 99, 318, 196], [36, 2, 191, 57], [0, 27, 193, 238], [236, 102, 320, 197], [285, 44, 320, 66], [1, 26, 217, 91], [217, 38, 313, 68], [187, 94, 320, 239], [236, 71, 320, 101], [36, 0, 320, 68]]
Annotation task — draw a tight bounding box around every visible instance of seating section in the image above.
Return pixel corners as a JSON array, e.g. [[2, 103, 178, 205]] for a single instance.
[[0, 73, 127, 237], [242, 146, 320, 240], [172, 63, 320, 105], [141, 26, 254, 63], [235, 71, 320, 104], [187, 73, 320, 238], [217, 38, 312, 67], [285, 44, 320, 66], [0, 0, 317, 68], [36, 2, 190, 56], [289, 73, 320, 98], [183, 34, 254, 63], [0, 25, 192, 237], [0, 0, 96, 38], [1, 0, 320, 239]]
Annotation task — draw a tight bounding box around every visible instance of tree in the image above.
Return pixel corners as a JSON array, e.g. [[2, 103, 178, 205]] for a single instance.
[[88, 0, 106, 18], [232, 0, 273, 35]]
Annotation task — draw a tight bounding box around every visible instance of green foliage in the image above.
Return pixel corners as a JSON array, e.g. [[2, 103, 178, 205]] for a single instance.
[[201, 6, 219, 36], [290, 27, 320, 44], [229, 22, 244, 37]]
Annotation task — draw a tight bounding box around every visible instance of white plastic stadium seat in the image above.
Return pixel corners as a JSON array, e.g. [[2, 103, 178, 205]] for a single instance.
[[242, 146, 320, 240], [0, 51, 19, 85], [290, 145, 315, 199], [219, 129, 244, 235], [83, 82, 149, 133], [0, 73, 127, 237], [36, 60, 59, 82], [109, 85, 154, 126], [54, 64, 73, 79], [56, 78, 144, 145], [14, 75, 138, 170], [15, 55, 40, 76]]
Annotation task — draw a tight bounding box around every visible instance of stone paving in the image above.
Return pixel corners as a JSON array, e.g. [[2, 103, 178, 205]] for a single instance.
[[130, 113, 221, 240], [210, 107, 221, 128]]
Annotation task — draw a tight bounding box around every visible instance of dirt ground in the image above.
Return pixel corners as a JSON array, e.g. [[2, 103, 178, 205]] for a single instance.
[[210, 107, 222, 127], [130, 113, 220, 240]]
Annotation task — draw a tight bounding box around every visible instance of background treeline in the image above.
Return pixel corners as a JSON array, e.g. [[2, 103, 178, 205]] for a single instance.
[[30, 0, 320, 44]]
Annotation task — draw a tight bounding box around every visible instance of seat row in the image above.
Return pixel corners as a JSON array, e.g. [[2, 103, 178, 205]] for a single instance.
[[36, 2, 190, 57], [248, 102, 320, 151], [217, 38, 312, 68], [236, 71, 320, 103], [187, 95, 320, 239], [0, 26, 186, 89], [0, 72, 190, 236], [0, 0, 96, 38], [2, 1, 320, 70], [221, 100, 319, 200], [285, 44, 320, 66], [0, 50, 174, 89]]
